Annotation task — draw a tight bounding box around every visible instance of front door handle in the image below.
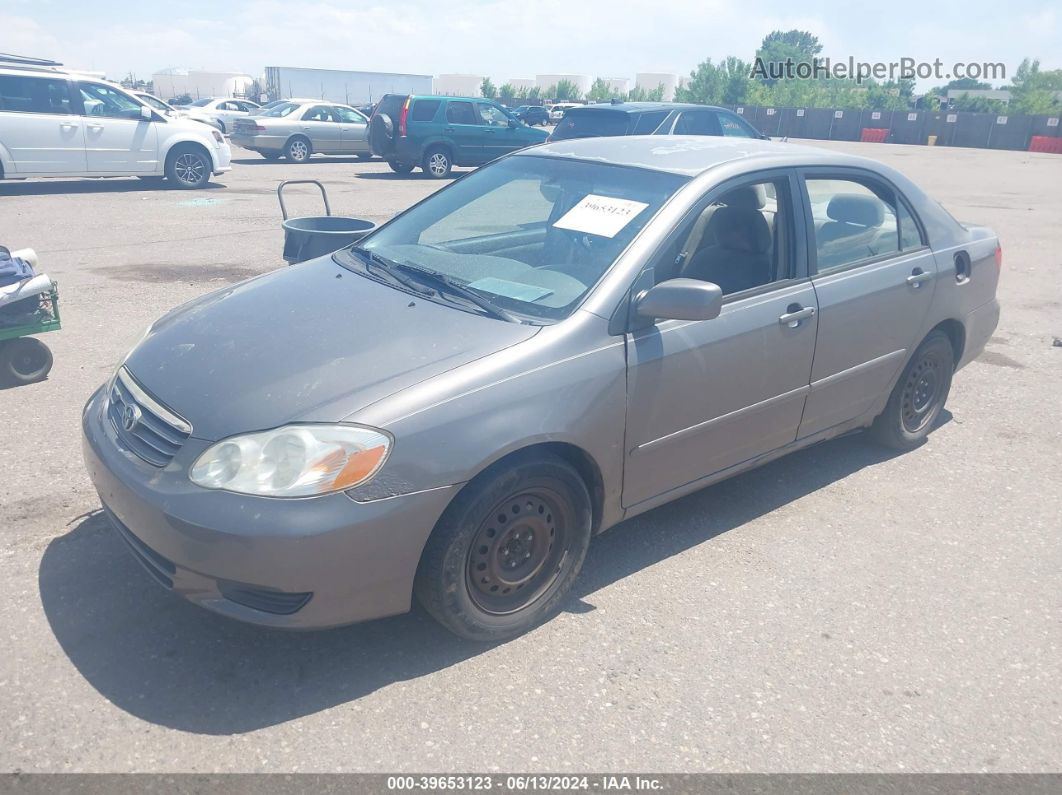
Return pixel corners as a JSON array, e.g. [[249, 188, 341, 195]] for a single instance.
[[778, 305, 815, 327], [60, 122, 79, 129], [907, 268, 933, 287]]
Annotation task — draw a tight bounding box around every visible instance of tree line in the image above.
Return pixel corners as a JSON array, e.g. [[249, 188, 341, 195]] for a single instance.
[[481, 31, 1061, 115]]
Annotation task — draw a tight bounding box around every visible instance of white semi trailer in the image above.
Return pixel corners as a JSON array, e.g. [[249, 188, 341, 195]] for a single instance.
[[264, 66, 433, 105]]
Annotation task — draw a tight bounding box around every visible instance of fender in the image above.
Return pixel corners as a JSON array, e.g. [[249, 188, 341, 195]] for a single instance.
[[0, 141, 16, 175]]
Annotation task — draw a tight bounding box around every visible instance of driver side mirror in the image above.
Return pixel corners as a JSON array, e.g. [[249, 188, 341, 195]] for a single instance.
[[140, 105, 153, 121], [634, 278, 723, 321], [508, 119, 518, 129]]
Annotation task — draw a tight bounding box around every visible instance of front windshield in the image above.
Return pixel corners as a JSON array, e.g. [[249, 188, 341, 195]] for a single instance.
[[262, 102, 300, 117], [337, 156, 687, 321], [188, 98, 212, 107]]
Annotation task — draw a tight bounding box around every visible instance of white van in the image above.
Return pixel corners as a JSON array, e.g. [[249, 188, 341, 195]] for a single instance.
[[0, 57, 231, 189]]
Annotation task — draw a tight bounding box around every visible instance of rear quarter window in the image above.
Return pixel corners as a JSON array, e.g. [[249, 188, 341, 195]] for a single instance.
[[411, 99, 440, 122]]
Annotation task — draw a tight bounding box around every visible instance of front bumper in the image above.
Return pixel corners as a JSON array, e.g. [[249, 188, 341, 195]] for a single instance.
[[212, 141, 232, 174], [81, 386, 458, 629]]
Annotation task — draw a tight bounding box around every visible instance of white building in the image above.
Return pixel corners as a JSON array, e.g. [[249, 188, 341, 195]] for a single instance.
[[434, 74, 486, 97], [635, 72, 680, 101], [535, 74, 592, 98], [507, 77, 537, 91], [600, 77, 630, 96], [151, 68, 255, 101]]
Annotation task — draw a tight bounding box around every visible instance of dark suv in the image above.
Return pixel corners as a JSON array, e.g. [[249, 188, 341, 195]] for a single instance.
[[547, 102, 767, 142], [511, 105, 550, 126], [369, 94, 549, 178]]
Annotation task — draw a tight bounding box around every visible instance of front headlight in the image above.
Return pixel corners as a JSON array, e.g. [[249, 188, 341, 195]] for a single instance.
[[189, 424, 391, 498], [211, 129, 224, 144]]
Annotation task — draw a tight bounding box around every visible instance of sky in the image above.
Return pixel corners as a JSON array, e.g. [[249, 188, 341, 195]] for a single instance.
[[2, 0, 1060, 90]]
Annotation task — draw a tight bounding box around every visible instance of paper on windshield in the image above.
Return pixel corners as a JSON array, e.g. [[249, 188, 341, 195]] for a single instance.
[[468, 277, 553, 302], [552, 194, 649, 238]]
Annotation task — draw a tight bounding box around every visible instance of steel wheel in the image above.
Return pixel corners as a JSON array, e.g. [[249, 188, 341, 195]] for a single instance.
[[287, 138, 310, 162], [414, 454, 592, 641], [871, 330, 954, 450], [466, 489, 569, 615], [901, 354, 943, 433], [173, 152, 207, 186]]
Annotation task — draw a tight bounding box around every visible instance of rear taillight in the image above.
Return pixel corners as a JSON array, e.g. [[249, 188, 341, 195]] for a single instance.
[[254, 124, 266, 132], [995, 244, 1002, 271], [398, 98, 410, 137]]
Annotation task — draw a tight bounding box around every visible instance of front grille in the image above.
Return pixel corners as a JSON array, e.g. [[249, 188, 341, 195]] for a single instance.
[[107, 368, 191, 467], [104, 506, 176, 589], [219, 583, 313, 615]]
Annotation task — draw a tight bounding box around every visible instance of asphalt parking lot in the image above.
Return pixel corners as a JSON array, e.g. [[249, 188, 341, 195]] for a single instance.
[[1, 140, 1060, 773]]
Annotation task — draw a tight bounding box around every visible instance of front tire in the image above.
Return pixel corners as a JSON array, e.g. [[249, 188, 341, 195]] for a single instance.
[[422, 146, 453, 179], [260, 152, 281, 161], [414, 454, 592, 641], [0, 338, 53, 386], [164, 144, 211, 189], [355, 153, 372, 161], [285, 136, 311, 163], [870, 330, 954, 449]]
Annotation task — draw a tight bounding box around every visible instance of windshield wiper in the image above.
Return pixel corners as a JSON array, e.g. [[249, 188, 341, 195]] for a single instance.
[[350, 247, 520, 323], [350, 247, 434, 297], [387, 262, 521, 323]]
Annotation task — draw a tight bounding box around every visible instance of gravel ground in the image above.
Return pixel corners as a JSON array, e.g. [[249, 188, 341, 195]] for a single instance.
[[0, 140, 1059, 773]]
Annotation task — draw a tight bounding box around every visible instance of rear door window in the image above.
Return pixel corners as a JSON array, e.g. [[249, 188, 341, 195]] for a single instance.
[[549, 109, 630, 140], [446, 101, 477, 125], [0, 75, 73, 114], [410, 99, 440, 122]]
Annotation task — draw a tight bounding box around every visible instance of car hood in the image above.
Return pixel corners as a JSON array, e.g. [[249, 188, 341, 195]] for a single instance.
[[124, 257, 540, 441]]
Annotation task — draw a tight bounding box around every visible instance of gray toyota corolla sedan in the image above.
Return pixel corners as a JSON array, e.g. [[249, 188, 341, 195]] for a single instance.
[[83, 136, 1000, 641]]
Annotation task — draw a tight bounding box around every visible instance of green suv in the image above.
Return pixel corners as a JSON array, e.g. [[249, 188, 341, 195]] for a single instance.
[[369, 94, 549, 178]]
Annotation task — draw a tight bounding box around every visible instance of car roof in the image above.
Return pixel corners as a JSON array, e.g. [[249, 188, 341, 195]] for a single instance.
[[568, 102, 728, 114], [523, 135, 879, 177]]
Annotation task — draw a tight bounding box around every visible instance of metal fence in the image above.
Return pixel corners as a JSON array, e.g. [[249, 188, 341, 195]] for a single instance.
[[727, 106, 1062, 151]]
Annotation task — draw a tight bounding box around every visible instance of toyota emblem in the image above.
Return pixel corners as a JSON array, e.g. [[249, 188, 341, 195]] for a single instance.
[[121, 403, 142, 432]]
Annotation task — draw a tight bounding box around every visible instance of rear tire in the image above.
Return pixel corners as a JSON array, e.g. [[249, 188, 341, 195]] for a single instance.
[[387, 159, 414, 174], [261, 152, 281, 161], [422, 146, 453, 179], [355, 153, 372, 161], [164, 144, 211, 189], [870, 330, 954, 449], [0, 338, 53, 386], [285, 136, 311, 163], [414, 453, 592, 642]]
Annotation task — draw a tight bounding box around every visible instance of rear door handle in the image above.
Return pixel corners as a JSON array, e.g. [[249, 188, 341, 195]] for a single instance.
[[60, 122, 79, 129], [778, 305, 815, 327], [907, 268, 933, 287]]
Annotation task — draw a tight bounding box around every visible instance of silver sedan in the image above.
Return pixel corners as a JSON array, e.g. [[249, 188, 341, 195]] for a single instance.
[[230, 101, 371, 162]]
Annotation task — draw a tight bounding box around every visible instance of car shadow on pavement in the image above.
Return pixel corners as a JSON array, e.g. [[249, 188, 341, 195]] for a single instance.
[[39, 432, 906, 735], [0, 180, 225, 196], [230, 157, 375, 166]]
